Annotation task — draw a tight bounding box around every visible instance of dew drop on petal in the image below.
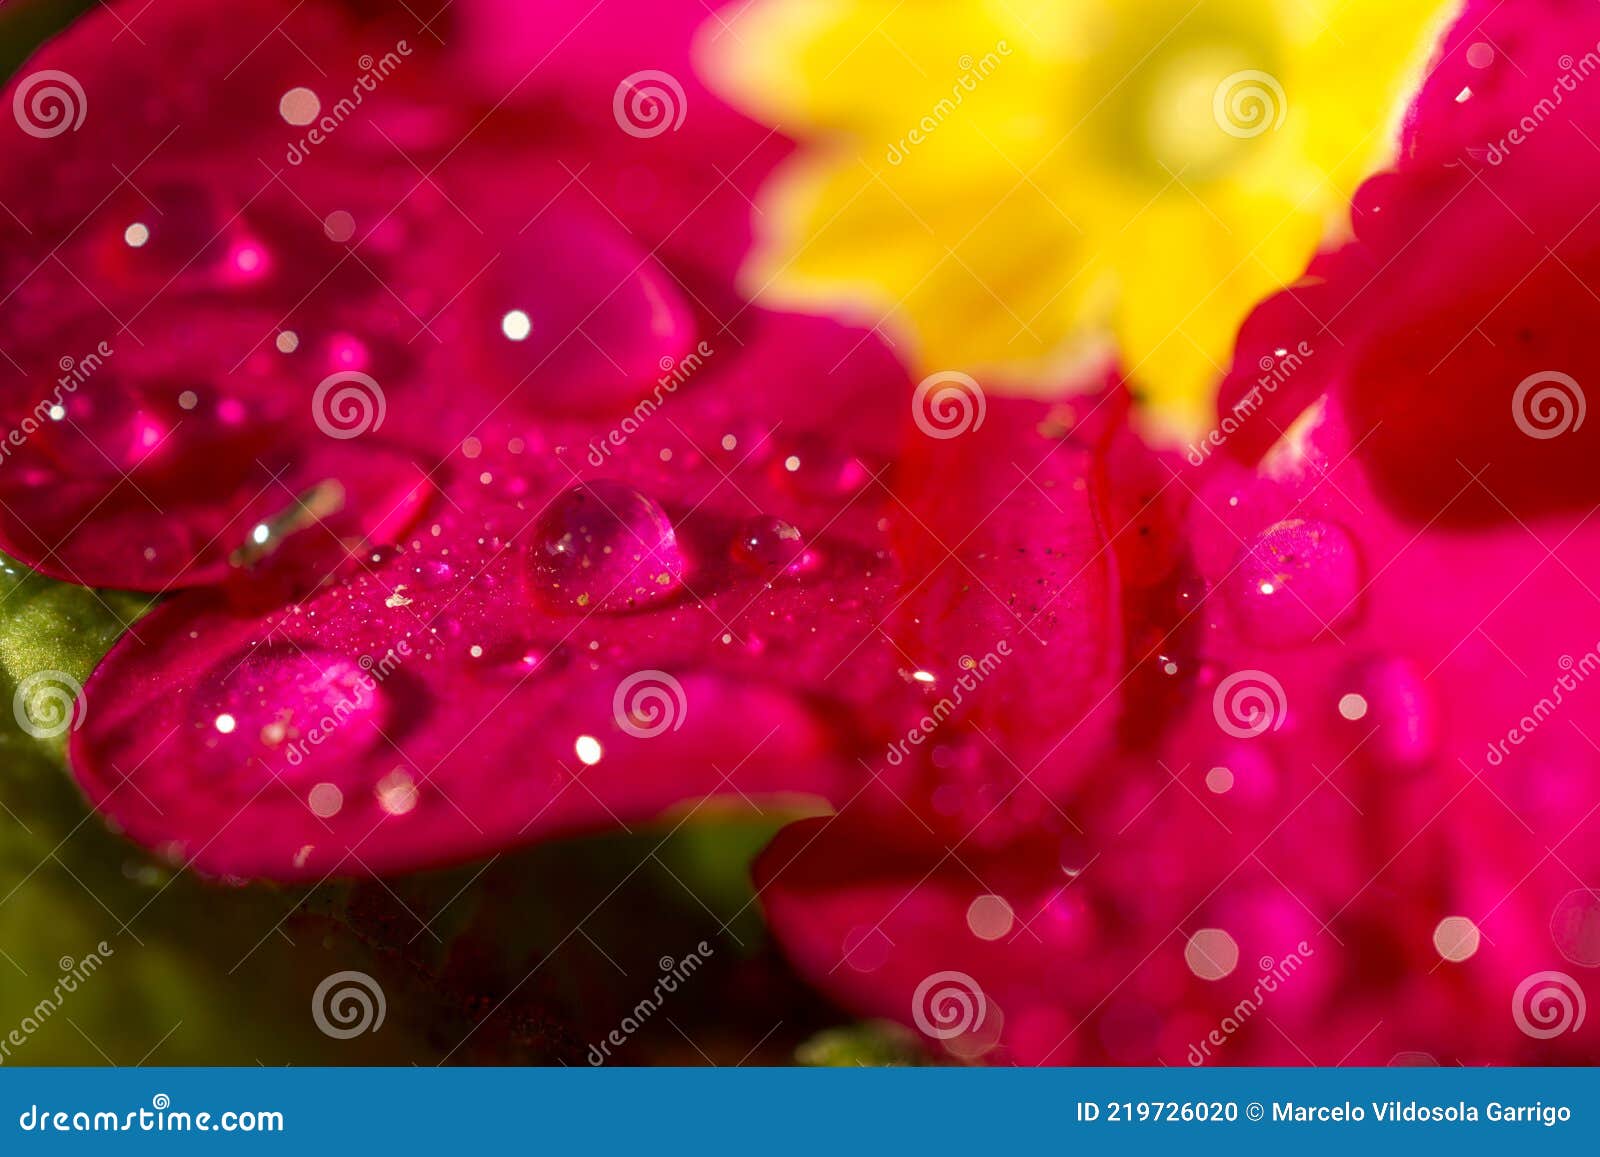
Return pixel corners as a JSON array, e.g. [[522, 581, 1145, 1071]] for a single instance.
[[1551, 890, 1600, 968], [199, 647, 390, 781], [730, 515, 808, 573], [1225, 519, 1361, 646], [527, 481, 685, 613]]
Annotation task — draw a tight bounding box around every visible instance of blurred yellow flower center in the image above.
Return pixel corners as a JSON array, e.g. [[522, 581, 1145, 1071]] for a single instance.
[[702, 0, 1454, 438]]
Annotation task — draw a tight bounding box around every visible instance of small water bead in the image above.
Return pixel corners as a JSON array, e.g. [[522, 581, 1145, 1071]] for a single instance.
[[1224, 518, 1361, 646], [730, 515, 810, 574], [527, 481, 685, 613]]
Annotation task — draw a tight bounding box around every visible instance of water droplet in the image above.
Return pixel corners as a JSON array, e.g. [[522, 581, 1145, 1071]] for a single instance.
[[527, 481, 685, 613], [1224, 519, 1361, 646], [771, 436, 872, 498], [1552, 890, 1600, 968], [199, 647, 389, 782], [730, 515, 809, 574]]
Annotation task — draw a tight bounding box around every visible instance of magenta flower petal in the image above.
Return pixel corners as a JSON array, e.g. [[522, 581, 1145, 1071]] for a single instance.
[[0, 0, 748, 589], [69, 314, 914, 879], [754, 1, 1600, 1061]]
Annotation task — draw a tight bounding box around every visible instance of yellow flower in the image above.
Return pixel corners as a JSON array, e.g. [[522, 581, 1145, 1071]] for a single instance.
[[702, 0, 1454, 435]]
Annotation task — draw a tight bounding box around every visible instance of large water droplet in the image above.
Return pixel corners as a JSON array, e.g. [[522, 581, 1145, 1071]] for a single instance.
[[1552, 890, 1600, 968], [527, 480, 685, 613], [199, 646, 390, 783], [1224, 519, 1361, 646]]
